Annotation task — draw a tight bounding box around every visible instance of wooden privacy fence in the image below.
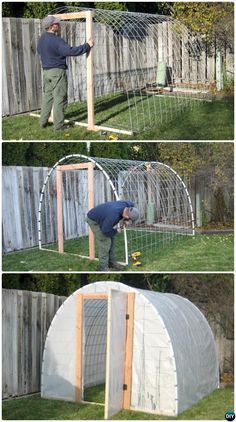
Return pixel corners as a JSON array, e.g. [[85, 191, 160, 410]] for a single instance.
[[2, 166, 106, 253], [2, 165, 234, 253], [2, 17, 226, 116], [2, 289, 66, 399]]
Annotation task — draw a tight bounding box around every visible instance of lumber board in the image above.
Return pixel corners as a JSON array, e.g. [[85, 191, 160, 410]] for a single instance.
[[86, 11, 95, 130], [56, 168, 64, 253], [82, 294, 108, 300], [123, 293, 135, 409], [57, 163, 95, 171], [87, 162, 95, 259], [75, 294, 83, 402], [54, 11, 95, 20]]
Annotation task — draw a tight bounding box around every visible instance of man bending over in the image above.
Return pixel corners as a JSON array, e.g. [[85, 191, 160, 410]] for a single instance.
[[86, 200, 139, 271]]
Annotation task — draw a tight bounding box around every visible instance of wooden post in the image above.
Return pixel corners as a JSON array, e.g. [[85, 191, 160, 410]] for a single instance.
[[75, 294, 83, 402], [86, 11, 95, 130], [56, 163, 95, 258], [56, 168, 64, 253], [123, 293, 135, 409], [88, 163, 95, 260]]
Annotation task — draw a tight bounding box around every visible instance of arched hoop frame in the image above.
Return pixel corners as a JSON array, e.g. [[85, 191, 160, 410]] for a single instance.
[[31, 7, 212, 135], [38, 154, 195, 265]]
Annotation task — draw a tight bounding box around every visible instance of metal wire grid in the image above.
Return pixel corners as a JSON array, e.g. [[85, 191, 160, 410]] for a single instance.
[[47, 6, 212, 133], [39, 155, 194, 264], [83, 299, 107, 391]]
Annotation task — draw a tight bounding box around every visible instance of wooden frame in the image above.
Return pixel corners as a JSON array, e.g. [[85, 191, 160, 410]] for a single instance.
[[123, 292, 135, 409], [75, 293, 83, 402], [56, 162, 95, 259], [30, 10, 133, 136], [75, 291, 135, 412]]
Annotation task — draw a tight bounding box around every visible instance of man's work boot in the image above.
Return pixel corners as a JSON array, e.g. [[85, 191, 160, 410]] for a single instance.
[[109, 262, 125, 271]]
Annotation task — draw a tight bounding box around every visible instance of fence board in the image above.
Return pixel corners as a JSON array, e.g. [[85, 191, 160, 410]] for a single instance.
[[2, 17, 233, 116], [2, 165, 233, 253], [2, 166, 108, 252], [2, 289, 66, 399]]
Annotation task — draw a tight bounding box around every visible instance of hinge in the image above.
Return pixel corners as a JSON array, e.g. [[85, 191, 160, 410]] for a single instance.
[[126, 314, 129, 320], [123, 384, 128, 390]]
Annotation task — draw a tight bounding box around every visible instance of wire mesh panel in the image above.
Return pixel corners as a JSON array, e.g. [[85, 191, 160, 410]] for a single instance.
[[83, 299, 108, 391], [39, 155, 194, 264], [47, 6, 212, 133]]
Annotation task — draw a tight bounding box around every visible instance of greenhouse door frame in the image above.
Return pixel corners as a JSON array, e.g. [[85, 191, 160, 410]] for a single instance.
[[56, 162, 95, 259], [76, 292, 135, 419]]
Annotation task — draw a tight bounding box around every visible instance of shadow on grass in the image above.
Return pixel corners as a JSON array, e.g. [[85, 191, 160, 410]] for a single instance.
[[2, 96, 234, 140]]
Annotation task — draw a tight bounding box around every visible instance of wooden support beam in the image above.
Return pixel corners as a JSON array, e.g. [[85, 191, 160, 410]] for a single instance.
[[54, 11, 95, 20], [30, 113, 134, 136], [88, 162, 95, 260], [123, 293, 135, 410], [57, 163, 94, 171], [86, 10, 95, 130], [56, 168, 64, 253], [75, 294, 83, 402], [82, 294, 108, 300]]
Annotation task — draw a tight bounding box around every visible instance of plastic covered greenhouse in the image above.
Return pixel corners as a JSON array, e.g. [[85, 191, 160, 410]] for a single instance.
[[41, 282, 219, 418]]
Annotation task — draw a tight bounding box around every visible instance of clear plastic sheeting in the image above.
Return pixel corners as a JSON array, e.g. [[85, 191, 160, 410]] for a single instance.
[[38, 154, 194, 265], [41, 282, 218, 416]]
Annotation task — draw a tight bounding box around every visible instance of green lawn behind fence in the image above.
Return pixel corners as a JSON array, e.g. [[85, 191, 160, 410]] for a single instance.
[[2, 234, 233, 271], [2, 387, 234, 420]]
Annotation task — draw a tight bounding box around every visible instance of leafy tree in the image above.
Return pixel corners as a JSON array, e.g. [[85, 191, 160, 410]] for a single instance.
[[158, 142, 234, 224], [2, 273, 171, 295], [173, 3, 234, 54], [128, 143, 161, 162], [2, 142, 88, 167], [2, 273, 84, 296], [2, 143, 31, 166], [95, 2, 128, 12], [23, 2, 59, 18], [2, 2, 25, 17], [3, 2, 173, 18], [125, 2, 172, 15], [90, 142, 132, 160]]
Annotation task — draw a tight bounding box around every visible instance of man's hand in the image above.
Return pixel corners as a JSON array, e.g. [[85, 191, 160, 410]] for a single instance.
[[88, 38, 94, 48]]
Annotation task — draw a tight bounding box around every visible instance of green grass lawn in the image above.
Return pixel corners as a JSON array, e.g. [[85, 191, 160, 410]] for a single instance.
[[2, 387, 234, 420], [2, 94, 233, 140], [2, 233, 233, 271]]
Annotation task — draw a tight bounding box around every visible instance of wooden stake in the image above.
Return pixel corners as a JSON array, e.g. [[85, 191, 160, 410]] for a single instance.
[[86, 11, 95, 130], [75, 294, 83, 402], [123, 293, 135, 409], [88, 162, 95, 259], [56, 168, 64, 253]]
